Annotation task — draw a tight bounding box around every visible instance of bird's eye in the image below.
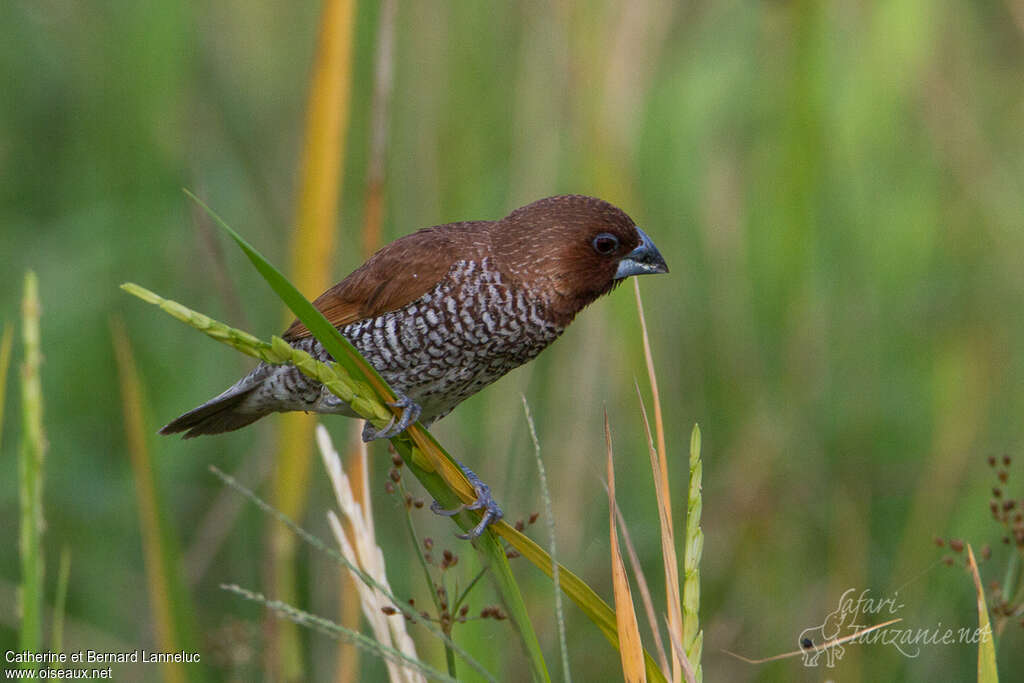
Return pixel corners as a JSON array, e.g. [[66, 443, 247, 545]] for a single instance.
[[592, 233, 619, 255]]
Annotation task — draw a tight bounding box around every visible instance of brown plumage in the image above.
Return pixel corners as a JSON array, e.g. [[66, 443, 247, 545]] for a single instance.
[[161, 195, 668, 442]]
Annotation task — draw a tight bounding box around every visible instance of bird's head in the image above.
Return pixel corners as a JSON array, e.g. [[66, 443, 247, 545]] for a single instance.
[[495, 195, 668, 323]]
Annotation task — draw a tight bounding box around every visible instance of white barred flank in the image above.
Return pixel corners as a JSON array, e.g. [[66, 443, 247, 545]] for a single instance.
[[240, 258, 563, 424]]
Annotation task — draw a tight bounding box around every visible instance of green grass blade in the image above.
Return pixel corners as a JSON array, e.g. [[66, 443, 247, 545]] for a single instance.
[[19, 271, 45, 668], [0, 322, 13, 450]]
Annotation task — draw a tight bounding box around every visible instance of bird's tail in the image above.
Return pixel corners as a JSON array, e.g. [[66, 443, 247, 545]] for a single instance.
[[159, 383, 269, 439]]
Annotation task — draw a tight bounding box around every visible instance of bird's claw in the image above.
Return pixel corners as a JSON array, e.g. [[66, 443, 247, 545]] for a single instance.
[[361, 394, 422, 442], [430, 463, 504, 539]]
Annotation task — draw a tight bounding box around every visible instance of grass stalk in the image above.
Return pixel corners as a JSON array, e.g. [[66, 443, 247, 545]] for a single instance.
[[210, 465, 497, 683], [223, 584, 456, 683], [522, 396, 571, 683], [18, 271, 45, 667]]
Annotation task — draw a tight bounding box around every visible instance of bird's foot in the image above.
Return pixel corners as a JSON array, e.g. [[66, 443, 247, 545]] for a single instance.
[[430, 462, 504, 539], [361, 394, 422, 442]]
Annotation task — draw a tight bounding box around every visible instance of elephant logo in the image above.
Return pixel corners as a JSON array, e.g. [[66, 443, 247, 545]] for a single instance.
[[798, 599, 848, 667]]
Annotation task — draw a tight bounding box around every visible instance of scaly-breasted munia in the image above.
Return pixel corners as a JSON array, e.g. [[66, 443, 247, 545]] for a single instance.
[[161, 194, 668, 535]]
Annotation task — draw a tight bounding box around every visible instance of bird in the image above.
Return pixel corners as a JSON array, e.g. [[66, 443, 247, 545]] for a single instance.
[[161, 194, 668, 536]]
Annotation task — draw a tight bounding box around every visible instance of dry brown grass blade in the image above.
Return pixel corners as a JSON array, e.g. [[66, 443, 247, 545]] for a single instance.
[[606, 411, 648, 683], [633, 279, 682, 683], [267, 0, 357, 679], [722, 617, 903, 665], [613, 500, 670, 675]]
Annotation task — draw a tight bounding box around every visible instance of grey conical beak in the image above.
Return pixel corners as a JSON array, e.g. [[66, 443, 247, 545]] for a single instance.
[[614, 227, 669, 280]]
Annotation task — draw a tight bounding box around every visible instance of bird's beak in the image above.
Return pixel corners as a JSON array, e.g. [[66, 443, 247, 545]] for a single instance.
[[614, 227, 669, 280]]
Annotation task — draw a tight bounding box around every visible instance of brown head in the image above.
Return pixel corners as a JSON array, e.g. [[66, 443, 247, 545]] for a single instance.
[[490, 195, 669, 324], [283, 194, 667, 339]]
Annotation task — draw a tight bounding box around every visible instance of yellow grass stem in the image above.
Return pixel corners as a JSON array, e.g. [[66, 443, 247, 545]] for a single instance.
[[605, 412, 647, 683], [269, 0, 357, 679]]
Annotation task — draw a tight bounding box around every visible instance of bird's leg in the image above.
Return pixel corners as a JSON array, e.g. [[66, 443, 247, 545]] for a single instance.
[[361, 393, 422, 442], [430, 462, 504, 539]]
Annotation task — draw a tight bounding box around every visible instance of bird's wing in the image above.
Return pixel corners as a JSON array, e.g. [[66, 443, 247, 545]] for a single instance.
[[282, 223, 486, 340]]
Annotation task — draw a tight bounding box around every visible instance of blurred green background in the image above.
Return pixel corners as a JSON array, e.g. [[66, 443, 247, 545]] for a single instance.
[[3, 0, 1023, 681]]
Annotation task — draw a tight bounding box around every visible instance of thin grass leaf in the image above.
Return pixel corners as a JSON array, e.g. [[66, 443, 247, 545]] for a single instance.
[[605, 412, 647, 683], [207, 465, 498, 683], [0, 322, 13, 449], [222, 584, 456, 683], [18, 271, 45, 667], [522, 396, 571, 683], [967, 545, 999, 683], [613, 502, 669, 675], [633, 281, 684, 683], [50, 547, 71, 658], [111, 318, 209, 683]]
